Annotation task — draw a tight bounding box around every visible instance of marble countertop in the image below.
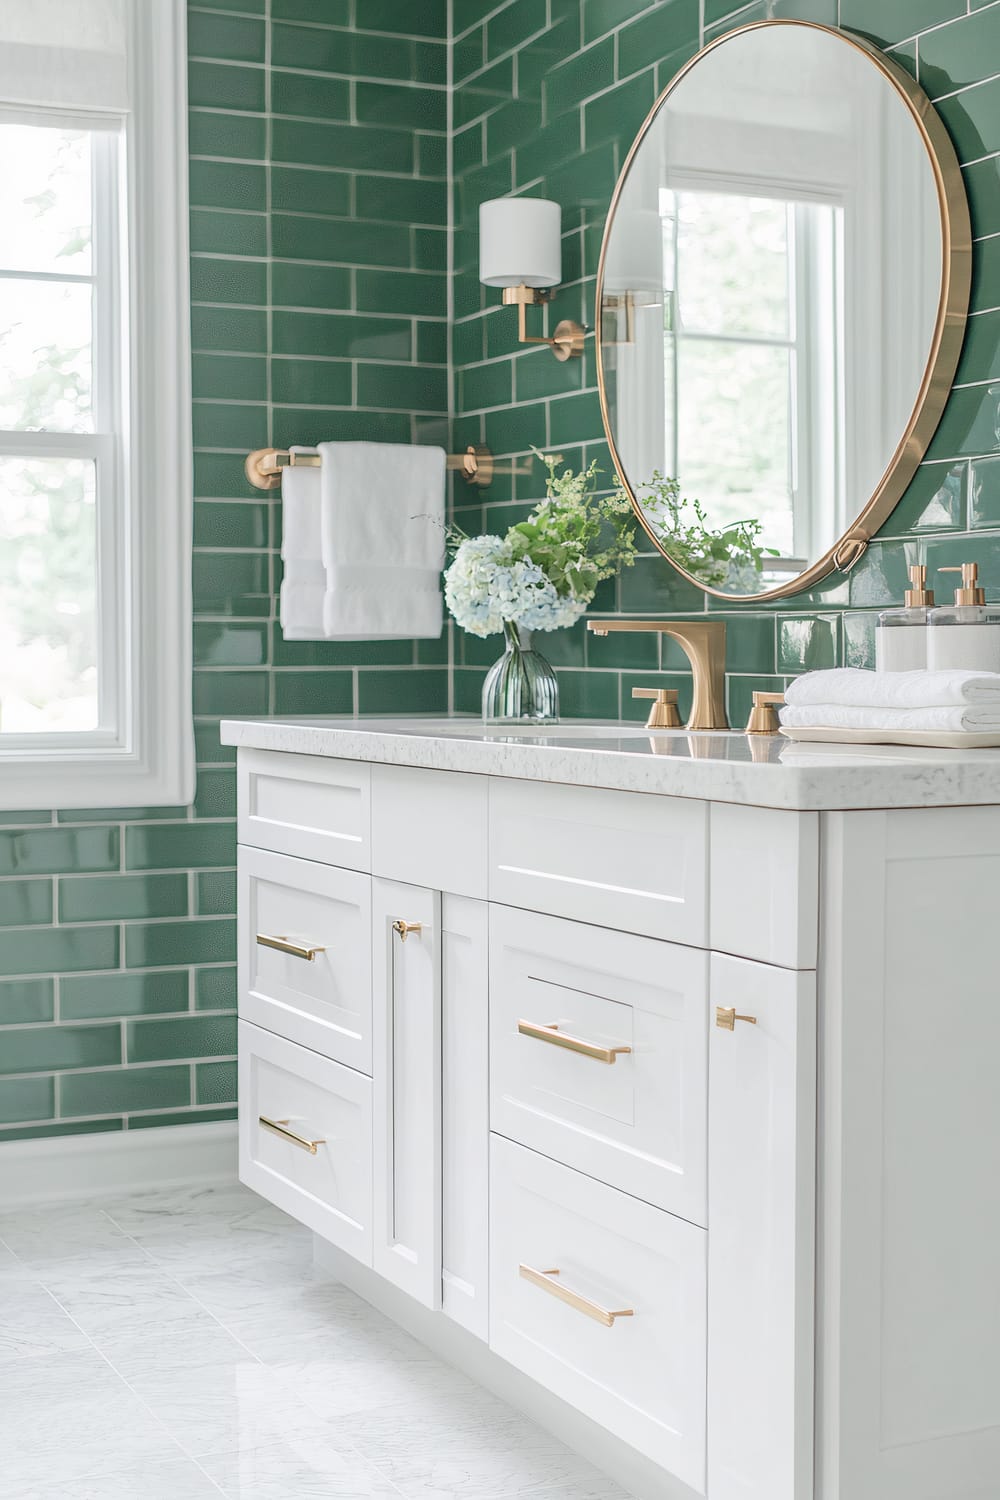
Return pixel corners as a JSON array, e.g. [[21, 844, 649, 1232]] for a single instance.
[[219, 715, 1000, 811]]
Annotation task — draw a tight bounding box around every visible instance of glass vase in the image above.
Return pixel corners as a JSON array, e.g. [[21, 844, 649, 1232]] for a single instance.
[[482, 621, 559, 724]]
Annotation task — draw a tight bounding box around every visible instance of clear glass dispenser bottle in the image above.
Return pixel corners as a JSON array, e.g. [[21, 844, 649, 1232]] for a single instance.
[[876, 564, 935, 671], [927, 563, 1000, 672]]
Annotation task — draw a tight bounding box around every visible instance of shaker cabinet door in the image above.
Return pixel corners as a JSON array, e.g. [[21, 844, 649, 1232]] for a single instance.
[[707, 953, 816, 1500], [372, 877, 441, 1308]]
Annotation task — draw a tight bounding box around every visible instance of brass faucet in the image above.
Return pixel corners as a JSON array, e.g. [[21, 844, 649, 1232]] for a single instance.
[[587, 619, 729, 731]]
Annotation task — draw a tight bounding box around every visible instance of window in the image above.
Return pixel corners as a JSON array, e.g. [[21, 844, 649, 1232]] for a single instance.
[[0, 2, 192, 809]]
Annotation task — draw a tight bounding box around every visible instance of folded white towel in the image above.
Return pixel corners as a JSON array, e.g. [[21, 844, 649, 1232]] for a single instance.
[[318, 441, 445, 641], [780, 703, 1000, 733], [278, 447, 326, 639], [785, 667, 1000, 710]]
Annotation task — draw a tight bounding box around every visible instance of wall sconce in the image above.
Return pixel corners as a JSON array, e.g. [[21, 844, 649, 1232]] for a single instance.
[[479, 196, 586, 362]]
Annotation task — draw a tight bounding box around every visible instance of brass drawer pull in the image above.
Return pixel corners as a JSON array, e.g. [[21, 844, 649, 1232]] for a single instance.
[[258, 1115, 326, 1154], [519, 1264, 634, 1326], [256, 933, 326, 961], [392, 919, 423, 942], [716, 1006, 758, 1030], [517, 1019, 631, 1064]]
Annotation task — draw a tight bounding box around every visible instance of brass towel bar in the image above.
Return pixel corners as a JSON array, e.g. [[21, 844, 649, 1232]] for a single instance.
[[245, 444, 526, 491]]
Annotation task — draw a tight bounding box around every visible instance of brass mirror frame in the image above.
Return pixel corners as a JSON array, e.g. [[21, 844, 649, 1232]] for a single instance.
[[595, 20, 973, 603]]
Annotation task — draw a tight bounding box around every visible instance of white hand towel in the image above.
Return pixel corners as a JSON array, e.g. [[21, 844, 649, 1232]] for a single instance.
[[780, 703, 1000, 733], [317, 441, 446, 640], [278, 447, 326, 639], [785, 667, 1000, 709]]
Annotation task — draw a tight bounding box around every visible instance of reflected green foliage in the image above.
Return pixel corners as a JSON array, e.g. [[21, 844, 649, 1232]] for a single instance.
[[622, 470, 778, 591]]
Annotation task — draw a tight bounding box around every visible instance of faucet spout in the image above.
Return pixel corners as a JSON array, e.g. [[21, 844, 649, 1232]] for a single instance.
[[586, 619, 729, 731]]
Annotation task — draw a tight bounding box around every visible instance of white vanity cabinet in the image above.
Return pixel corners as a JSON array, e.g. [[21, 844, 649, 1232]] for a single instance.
[[225, 724, 1000, 1500]]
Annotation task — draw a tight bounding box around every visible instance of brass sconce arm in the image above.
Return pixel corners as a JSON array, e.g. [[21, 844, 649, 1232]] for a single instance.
[[587, 619, 729, 731], [502, 284, 587, 362]]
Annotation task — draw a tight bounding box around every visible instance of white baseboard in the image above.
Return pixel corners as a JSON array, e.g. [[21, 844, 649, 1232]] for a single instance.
[[313, 1237, 700, 1500], [0, 1120, 238, 1208]]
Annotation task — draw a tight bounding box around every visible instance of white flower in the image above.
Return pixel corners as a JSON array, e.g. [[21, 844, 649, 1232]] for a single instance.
[[443, 535, 591, 637]]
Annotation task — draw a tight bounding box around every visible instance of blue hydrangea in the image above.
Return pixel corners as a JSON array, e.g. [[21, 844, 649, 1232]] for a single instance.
[[443, 535, 589, 637]]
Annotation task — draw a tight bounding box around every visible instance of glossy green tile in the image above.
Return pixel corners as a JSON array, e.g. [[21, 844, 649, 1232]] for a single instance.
[[272, 118, 414, 173], [361, 0, 446, 38], [272, 671, 354, 715], [271, 71, 350, 123], [193, 401, 264, 451], [191, 304, 267, 355], [841, 0, 965, 43], [356, 363, 447, 413], [273, 213, 412, 268], [721, 616, 776, 674], [356, 176, 448, 228], [919, 6, 1000, 99], [193, 622, 268, 668], [195, 722, 236, 766], [355, 270, 446, 320], [188, 160, 266, 213], [417, 321, 448, 366], [411, 228, 448, 271], [59, 874, 188, 925], [357, 670, 449, 715], [271, 358, 352, 408], [848, 540, 920, 606], [878, 462, 967, 536], [125, 919, 236, 971], [188, 11, 265, 63], [190, 256, 266, 307], [125, 822, 235, 872], [195, 453, 262, 500], [356, 82, 446, 133], [60, 1067, 191, 1118], [843, 613, 879, 671], [938, 78, 1000, 165], [584, 626, 657, 671], [193, 500, 269, 549], [271, 0, 350, 21], [193, 768, 236, 820], [188, 112, 267, 162], [192, 551, 270, 614], [192, 671, 269, 717], [0, 881, 52, 928], [196, 871, 237, 916], [546, 38, 614, 120], [196, 1059, 237, 1105], [0, 1117, 122, 1142], [726, 673, 786, 730], [0, 812, 53, 826], [196, 966, 237, 1012], [926, 384, 1000, 461], [969, 456, 1000, 528], [459, 360, 514, 413], [192, 353, 267, 403], [188, 62, 265, 113], [56, 807, 184, 824], [272, 311, 411, 361], [558, 668, 620, 719], [0, 926, 119, 977], [127, 1013, 237, 1064], [272, 406, 411, 446], [453, 57, 514, 131], [925, 533, 1000, 600], [548, 390, 606, 448], [0, 827, 119, 877], [514, 346, 584, 404], [964, 156, 1000, 241], [272, 23, 444, 83], [0, 1024, 120, 1075], [956, 311, 1000, 387], [778, 615, 840, 674], [128, 1105, 237, 1128], [271, 627, 413, 668], [271, 167, 351, 220], [271, 262, 352, 311], [0, 979, 55, 1025], [0, 1076, 54, 1125], [583, 0, 655, 41], [61, 970, 191, 1022], [584, 71, 656, 152]]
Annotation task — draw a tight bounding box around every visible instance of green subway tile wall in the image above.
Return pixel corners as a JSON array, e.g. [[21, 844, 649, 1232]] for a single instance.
[[449, 0, 1000, 721], [5, 0, 1000, 1146], [0, 0, 447, 1142]]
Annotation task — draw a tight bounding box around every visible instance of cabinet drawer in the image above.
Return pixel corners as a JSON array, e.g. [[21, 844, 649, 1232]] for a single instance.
[[238, 845, 372, 1072], [488, 778, 707, 943], [238, 748, 371, 869], [238, 1020, 372, 1264], [490, 906, 708, 1223], [490, 1136, 707, 1491]]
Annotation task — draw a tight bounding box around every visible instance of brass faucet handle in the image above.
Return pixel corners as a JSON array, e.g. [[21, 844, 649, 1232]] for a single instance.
[[746, 691, 785, 737], [632, 686, 682, 729]]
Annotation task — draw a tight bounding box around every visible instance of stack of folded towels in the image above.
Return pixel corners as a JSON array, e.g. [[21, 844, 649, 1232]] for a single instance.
[[780, 668, 1000, 733]]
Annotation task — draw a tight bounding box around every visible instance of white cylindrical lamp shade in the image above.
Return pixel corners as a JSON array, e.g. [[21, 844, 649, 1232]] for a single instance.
[[479, 196, 561, 288]]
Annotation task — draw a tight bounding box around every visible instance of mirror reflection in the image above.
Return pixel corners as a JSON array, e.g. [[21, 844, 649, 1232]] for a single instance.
[[599, 22, 947, 597]]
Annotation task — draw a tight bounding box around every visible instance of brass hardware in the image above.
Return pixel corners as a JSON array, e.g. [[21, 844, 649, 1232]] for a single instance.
[[256, 933, 326, 961], [502, 283, 587, 361], [392, 919, 423, 942], [518, 1018, 631, 1064], [716, 1006, 758, 1030], [519, 1264, 635, 1326], [258, 1115, 326, 1154], [243, 444, 513, 492], [588, 620, 728, 731], [602, 291, 636, 345], [594, 20, 971, 603], [940, 562, 986, 605], [632, 685, 681, 729], [745, 691, 785, 736], [904, 563, 935, 608]]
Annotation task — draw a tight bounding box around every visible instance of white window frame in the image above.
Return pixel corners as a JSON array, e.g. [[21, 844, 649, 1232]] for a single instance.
[[0, 0, 193, 810]]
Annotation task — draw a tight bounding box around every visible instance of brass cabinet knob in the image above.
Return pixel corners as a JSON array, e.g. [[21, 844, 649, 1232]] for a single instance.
[[632, 686, 682, 729], [745, 691, 785, 736], [716, 1006, 758, 1030], [392, 919, 423, 942]]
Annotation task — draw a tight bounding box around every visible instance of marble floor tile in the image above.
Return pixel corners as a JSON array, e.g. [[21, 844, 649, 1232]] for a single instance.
[[198, 1438, 404, 1498], [41, 1259, 218, 1344], [13, 1457, 226, 1500]]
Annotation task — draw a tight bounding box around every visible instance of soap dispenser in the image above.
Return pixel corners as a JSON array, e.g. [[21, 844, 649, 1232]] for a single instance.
[[876, 564, 935, 671], [927, 563, 1000, 671]]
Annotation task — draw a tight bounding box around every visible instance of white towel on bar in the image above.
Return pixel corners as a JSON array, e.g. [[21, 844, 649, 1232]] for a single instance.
[[317, 440, 445, 640], [278, 446, 326, 639], [785, 667, 1000, 709], [780, 703, 1000, 733]]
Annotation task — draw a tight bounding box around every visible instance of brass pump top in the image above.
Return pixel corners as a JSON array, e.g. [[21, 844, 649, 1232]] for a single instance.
[[939, 563, 985, 606], [904, 564, 934, 608]]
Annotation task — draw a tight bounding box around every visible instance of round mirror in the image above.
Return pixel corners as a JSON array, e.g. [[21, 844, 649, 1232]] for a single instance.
[[597, 21, 971, 601]]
